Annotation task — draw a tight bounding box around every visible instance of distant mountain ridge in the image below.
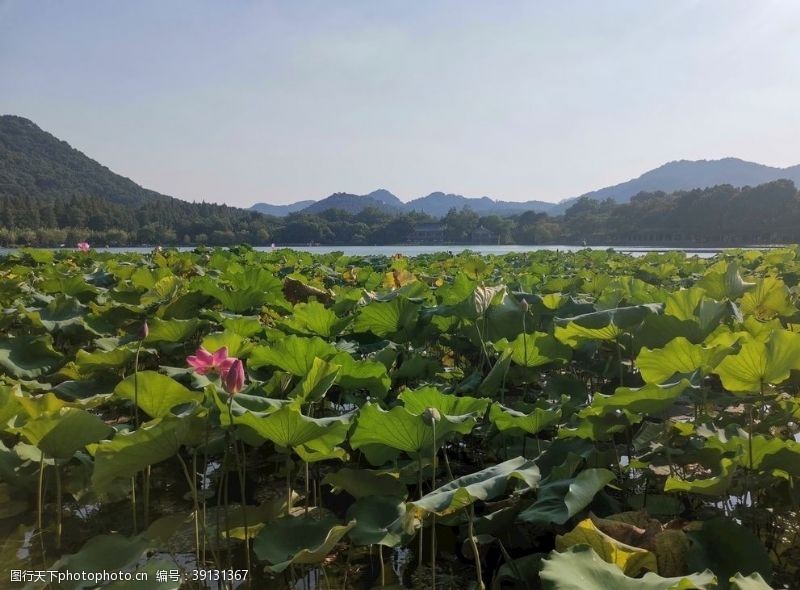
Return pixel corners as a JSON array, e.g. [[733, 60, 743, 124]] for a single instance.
[[251, 157, 800, 218]]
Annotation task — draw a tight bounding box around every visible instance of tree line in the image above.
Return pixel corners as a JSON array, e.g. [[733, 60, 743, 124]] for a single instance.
[[1, 180, 799, 247]]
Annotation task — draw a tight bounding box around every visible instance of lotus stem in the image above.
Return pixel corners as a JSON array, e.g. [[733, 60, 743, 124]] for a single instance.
[[227, 398, 252, 582], [467, 503, 484, 590], [178, 454, 201, 563], [305, 460, 310, 516], [55, 464, 62, 550], [418, 465, 424, 568], [131, 475, 138, 534], [378, 544, 385, 586], [37, 453, 47, 563], [286, 455, 293, 515], [143, 466, 151, 527]]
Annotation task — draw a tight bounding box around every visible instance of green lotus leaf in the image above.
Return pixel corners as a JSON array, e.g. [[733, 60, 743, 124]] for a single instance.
[[740, 276, 795, 320], [685, 517, 772, 590], [478, 348, 512, 395], [289, 357, 341, 405], [18, 407, 113, 459], [408, 456, 540, 519], [696, 262, 755, 301], [518, 468, 615, 525], [253, 515, 355, 572], [559, 405, 642, 441], [25, 294, 89, 333], [349, 402, 478, 455], [279, 300, 350, 337], [664, 458, 735, 496], [495, 332, 572, 367], [229, 403, 351, 450], [88, 415, 200, 493], [555, 304, 663, 346], [40, 273, 100, 300], [248, 335, 336, 375], [0, 335, 64, 379], [322, 467, 407, 499], [331, 352, 391, 397], [398, 386, 490, 417], [664, 287, 706, 321], [114, 371, 202, 418], [555, 517, 658, 576], [293, 417, 352, 463], [590, 379, 692, 416], [715, 329, 800, 393], [201, 330, 253, 358], [220, 315, 264, 338], [76, 347, 135, 374], [636, 338, 730, 384], [540, 545, 717, 590], [0, 385, 22, 430], [346, 495, 410, 547], [49, 534, 153, 590], [143, 317, 200, 343], [729, 573, 773, 590], [489, 402, 561, 435], [353, 296, 420, 339]]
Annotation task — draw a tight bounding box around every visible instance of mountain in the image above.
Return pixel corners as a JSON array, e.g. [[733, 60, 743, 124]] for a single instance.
[[301, 192, 401, 215], [250, 200, 316, 216], [0, 115, 274, 245], [405, 192, 555, 217], [365, 189, 405, 208], [553, 158, 800, 213]]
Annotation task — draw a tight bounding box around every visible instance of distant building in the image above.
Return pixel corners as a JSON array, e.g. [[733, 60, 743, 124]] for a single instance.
[[410, 222, 446, 243], [470, 225, 496, 244]]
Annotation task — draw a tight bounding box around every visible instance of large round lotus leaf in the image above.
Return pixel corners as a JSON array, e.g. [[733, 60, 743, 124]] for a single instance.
[[665, 458, 735, 496], [229, 403, 351, 449], [346, 495, 409, 547], [589, 379, 692, 416], [18, 407, 113, 459], [349, 402, 478, 455], [495, 332, 572, 367], [88, 415, 200, 493], [353, 296, 420, 339], [555, 304, 664, 346], [76, 347, 136, 374], [740, 276, 795, 320], [143, 317, 200, 344], [0, 335, 64, 379], [715, 329, 800, 393], [685, 518, 772, 589], [408, 456, 540, 519], [25, 295, 89, 334], [248, 335, 336, 375], [555, 518, 657, 576], [539, 545, 716, 590], [322, 467, 408, 499], [518, 468, 615, 525], [636, 337, 730, 384], [489, 402, 561, 435], [49, 534, 152, 590], [696, 262, 754, 301], [279, 300, 350, 337], [288, 357, 341, 405], [398, 386, 490, 417], [330, 352, 391, 397], [728, 573, 773, 590], [200, 330, 253, 358], [253, 515, 355, 572], [114, 371, 201, 418]]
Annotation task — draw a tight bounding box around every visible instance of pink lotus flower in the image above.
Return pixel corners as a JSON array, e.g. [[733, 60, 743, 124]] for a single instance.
[[77, 242, 90, 252], [187, 346, 236, 377], [223, 358, 246, 394]]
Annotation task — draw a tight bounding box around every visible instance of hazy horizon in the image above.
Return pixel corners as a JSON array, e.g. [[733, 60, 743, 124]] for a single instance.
[[2, 1, 799, 207]]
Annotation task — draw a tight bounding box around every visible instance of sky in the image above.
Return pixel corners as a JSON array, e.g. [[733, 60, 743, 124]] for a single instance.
[[1, 1, 799, 207]]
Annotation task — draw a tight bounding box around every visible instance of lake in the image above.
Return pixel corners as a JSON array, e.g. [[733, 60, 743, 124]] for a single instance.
[[0, 244, 736, 258]]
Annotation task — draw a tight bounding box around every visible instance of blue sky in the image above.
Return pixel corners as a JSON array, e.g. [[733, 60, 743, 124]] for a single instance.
[[1, 1, 799, 207]]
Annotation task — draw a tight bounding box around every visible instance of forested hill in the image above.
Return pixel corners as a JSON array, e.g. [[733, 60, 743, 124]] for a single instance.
[[0, 115, 274, 245]]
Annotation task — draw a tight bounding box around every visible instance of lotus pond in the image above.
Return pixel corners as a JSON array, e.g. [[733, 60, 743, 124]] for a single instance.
[[1, 245, 799, 589]]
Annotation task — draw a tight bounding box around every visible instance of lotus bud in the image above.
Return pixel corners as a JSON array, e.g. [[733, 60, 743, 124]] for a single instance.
[[223, 358, 246, 395], [520, 299, 529, 313], [422, 407, 441, 425], [139, 320, 149, 340]]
